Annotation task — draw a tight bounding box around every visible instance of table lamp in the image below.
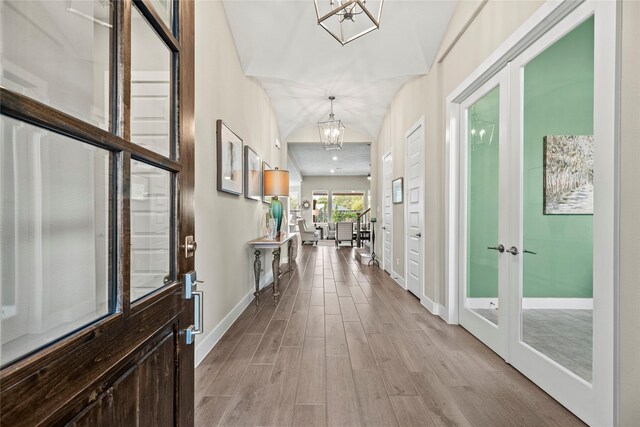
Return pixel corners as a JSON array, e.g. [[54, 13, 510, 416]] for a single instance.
[[263, 167, 289, 234]]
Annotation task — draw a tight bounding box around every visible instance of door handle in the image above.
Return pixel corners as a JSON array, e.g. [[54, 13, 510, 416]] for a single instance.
[[185, 290, 203, 345], [506, 246, 519, 255], [413, 233, 421, 238], [523, 249, 537, 255], [487, 244, 505, 253]]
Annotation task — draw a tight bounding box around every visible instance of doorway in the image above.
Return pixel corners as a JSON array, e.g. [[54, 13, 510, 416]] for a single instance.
[[382, 151, 393, 273], [405, 118, 425, 298], [0, 0, 196, 424], [447, 2, 617, 424]]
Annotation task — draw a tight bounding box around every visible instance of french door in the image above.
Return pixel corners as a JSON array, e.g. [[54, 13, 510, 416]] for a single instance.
[[458, 69, 510, 359], [0, 0, 196, 425], [458, 2, 616, 424]]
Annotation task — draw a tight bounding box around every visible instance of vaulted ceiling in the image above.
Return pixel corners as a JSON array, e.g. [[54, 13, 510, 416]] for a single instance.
[[223, 0, 457, 141]]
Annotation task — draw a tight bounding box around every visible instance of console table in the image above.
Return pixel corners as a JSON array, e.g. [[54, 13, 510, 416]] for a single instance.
[[247, 232, 298, 306]]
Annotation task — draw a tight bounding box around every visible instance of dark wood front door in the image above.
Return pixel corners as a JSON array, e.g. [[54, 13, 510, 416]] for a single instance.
[[0, 0, 195, 425]]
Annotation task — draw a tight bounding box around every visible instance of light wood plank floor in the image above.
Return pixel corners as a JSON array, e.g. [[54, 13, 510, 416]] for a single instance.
[[196, 243, 584, 427]]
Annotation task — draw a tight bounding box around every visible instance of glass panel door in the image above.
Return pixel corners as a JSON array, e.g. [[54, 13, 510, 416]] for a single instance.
[[521, 16, 594, 383], [507, 3, 616, 423], [458, 70, 509, 358]]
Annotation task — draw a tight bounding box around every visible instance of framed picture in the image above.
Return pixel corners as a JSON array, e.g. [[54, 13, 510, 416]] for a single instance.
[[543, 135, 594, 215], [216, 120, 243, 195], [262, 161, 272, 204], [392, 177, 403, 204], [244, 145, 261, 201]]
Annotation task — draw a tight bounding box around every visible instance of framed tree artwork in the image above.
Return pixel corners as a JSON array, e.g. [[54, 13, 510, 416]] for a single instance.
[[216, 119, 243, 195], [244, 145, 261, 201], [543, 135, 594, 214]]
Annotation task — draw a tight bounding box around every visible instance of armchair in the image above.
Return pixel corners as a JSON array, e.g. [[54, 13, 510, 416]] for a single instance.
[[336, 222, 353, 247], [298, 219, 320, 245]]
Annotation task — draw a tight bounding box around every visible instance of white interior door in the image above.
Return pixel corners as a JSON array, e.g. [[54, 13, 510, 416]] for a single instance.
[[506, 4, 615, 424], [458, 70, 510, 359], [382, 152, 392, 272], [405, 120, 424, 298]]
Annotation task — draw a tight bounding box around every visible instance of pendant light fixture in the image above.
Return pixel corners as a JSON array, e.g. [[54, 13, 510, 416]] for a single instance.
[[318, 96, 345, 151], [314, 0, 384, 46]]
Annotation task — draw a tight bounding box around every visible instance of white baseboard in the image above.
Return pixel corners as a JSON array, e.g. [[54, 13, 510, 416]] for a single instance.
[[465, 297, 593, 310], [419, 296, 451, 324], [466, 298, 500, 309], [420, 295, 439, 316], [522, 298, 593, 309], [195, 290, 253, 367], [438, 304, 450, 323], [195, 271, 274, 367], [390, 270, 406, 289]]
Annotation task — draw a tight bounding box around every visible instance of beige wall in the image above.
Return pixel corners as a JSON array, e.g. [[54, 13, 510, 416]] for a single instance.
[[619, 1, 640, 423], [194, 0, 285, 363], [374, 0, 543, 300], [374, 0, 639, 421]]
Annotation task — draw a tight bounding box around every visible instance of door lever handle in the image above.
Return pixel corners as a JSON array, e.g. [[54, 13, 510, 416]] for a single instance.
[[413, 233, 421, 238], [523, 249, 537, 255], [487, 244, 505, 253], [506, 246, 519, 255]]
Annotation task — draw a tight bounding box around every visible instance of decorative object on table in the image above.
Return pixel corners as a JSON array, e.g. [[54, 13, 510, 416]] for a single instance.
[[301, 199, 311, 210], [262, 209, 277, 240], [263, 167, 290, 234], [392, 177, 403, 204], [313, 0, 384, 46], [543, 135, 594, 215], [216, 120, 243, 195], [262, 161, 272, 204], [368, 217, 380, 267], [317, 96, 344, 150], [244, 145, 261, 201]]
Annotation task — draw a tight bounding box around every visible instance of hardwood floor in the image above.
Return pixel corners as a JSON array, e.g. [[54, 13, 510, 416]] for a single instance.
[[196, 243, 584, 427]]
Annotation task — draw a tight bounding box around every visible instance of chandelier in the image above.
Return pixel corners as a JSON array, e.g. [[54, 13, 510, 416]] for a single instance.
[[314, 0, 384, 46], [318, 96, 345, 150]]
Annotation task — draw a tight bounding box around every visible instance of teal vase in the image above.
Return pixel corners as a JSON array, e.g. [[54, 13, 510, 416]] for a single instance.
[[270, 198, 283, 233]]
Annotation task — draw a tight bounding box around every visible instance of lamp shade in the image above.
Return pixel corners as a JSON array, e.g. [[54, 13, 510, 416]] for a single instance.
[[263, 168, 289, 197]]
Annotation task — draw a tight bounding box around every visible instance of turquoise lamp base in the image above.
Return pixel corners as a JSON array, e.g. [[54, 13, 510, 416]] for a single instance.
[[270, 197, 283, 234]]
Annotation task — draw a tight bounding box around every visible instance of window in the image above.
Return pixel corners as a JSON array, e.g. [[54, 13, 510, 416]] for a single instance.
[[331, 192, 365, 222], [312, 191, 329, 223]]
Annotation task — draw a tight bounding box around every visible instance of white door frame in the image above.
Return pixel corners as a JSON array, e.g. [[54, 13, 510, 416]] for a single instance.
[[444, 1, 618, 424], [381, 149, 393, 275], [404, 117, 425, 299]]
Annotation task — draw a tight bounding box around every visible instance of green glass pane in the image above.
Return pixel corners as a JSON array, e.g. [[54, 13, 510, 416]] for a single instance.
[[467, 86, 500, 325], [522, 17, 594, 382]]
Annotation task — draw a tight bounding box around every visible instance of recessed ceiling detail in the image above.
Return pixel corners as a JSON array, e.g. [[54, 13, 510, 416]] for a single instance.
[[288, 143, 370, 176], [222, 1, 456, 140]]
